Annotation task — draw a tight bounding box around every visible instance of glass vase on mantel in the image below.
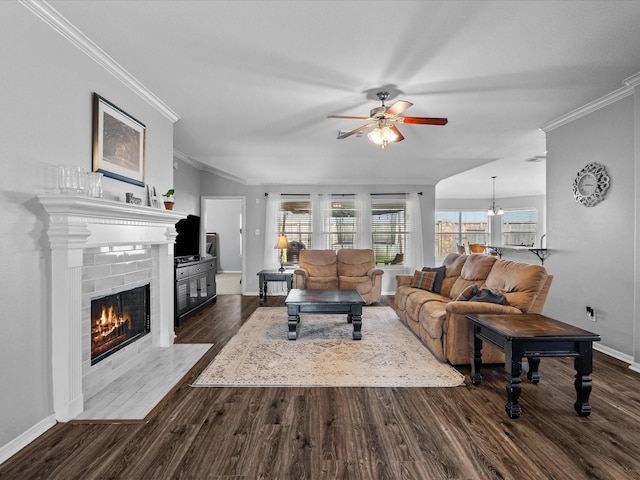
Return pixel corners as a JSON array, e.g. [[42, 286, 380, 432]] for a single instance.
[[86, 172, 103, 198]]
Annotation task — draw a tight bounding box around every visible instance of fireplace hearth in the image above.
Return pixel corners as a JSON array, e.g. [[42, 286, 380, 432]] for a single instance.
[[91, 284, 150, 365]]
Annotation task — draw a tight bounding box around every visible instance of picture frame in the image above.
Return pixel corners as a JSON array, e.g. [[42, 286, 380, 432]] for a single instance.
[[92, 93, 146, 186], [146, 185, 162, 209]]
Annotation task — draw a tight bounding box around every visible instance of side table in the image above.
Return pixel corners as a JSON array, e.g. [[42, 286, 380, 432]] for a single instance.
[[466, 313, 601, 418], [257, 269, 293, 305]]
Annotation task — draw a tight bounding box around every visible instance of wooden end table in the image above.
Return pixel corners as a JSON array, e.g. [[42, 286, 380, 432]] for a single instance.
[[284, 289, 365, 340], [257, 269, 293, 305], [466, 313, 601, 419]]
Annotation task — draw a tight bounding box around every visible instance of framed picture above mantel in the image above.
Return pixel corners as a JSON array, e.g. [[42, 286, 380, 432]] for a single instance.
[[92, 93, 146, 186]]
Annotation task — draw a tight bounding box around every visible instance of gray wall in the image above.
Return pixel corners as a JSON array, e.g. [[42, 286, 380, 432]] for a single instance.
[[544, 94, 637, 360], [172, 157, 202, 215], [0, 3, 175, 452]]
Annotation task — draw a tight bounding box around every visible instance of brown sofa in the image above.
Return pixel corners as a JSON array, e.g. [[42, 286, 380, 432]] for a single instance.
[[292, 249, 384, 304], [394, 253, 553, 365]]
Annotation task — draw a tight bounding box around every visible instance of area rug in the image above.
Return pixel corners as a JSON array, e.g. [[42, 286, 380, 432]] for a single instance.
[[192, 306, 465, 387]]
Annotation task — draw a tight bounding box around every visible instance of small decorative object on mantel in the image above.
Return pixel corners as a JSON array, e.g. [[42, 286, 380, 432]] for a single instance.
[[125, 192, 142, 205], [573, 162, 610, 207], [162, 189, 175, 210], [146, 185, 162, 208]]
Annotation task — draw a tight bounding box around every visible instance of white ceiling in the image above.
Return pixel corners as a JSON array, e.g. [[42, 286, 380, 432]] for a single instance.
[[48, 0, 640, 199]]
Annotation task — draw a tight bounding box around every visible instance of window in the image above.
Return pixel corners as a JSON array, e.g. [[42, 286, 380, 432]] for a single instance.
[[502, 209, 537, 246], [323, 198, 358, 250], [279, 199, 312, 264], [372, 198, 407, 265], [435, 210, 489, 258], [272, 194, 420, 267]]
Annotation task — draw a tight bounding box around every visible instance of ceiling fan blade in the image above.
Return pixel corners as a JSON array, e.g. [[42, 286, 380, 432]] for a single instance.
[[328, 115, 371, 120], [399, 116, 448, 126], [385, 100, 413, 117], [389, 125, 405, 142], [337, 123, 374, 139]]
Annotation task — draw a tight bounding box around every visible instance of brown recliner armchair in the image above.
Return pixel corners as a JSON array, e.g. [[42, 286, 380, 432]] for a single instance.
[[292, 249, 384, 304]]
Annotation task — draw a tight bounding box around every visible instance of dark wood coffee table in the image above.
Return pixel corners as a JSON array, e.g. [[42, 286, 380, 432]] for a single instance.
[[466, 313, 601, 419], [285, 289, 365, 340]]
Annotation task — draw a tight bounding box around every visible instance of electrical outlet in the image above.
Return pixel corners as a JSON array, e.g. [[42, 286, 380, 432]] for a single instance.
[[586, 306, 596, 322]]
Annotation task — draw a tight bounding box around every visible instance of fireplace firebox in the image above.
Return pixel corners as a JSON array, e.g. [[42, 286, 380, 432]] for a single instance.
[[91, 284, 151, 365]]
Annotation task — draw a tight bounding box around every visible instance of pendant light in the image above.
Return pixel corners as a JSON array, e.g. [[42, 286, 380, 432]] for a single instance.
[[488, 176, 504, 216]]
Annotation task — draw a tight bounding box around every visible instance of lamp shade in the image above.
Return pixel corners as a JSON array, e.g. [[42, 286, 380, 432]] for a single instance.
[[274, 234, 289, 249]]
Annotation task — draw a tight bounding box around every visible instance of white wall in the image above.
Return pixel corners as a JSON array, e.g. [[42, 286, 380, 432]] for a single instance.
[[545, 94, 636, 360], [0, 3, 175, 454]]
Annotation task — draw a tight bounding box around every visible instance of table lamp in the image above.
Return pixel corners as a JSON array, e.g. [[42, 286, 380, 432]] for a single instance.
[[274, 234, 289, 272]]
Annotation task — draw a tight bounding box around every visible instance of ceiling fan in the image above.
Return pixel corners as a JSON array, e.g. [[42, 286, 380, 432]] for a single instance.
[[328, 91, 448, 149]]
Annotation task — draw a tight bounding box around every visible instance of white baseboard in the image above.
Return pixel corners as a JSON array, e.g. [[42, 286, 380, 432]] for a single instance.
[[0, 415, 56, 465], [593, 343, 634, 366]]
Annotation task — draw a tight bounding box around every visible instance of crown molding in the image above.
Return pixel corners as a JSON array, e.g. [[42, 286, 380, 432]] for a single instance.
[[623, 71, 640, 88], [173, 149, 248, 185], [540, 75, 639, 132], [20, 0, 180, 123]]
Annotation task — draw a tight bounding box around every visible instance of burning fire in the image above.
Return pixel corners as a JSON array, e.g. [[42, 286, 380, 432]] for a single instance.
[[92, 305, 131, 343]]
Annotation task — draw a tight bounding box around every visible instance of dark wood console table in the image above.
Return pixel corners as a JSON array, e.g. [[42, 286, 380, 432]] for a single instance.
[[175, 257, 217, 326], [285, 289, 365, 340], [466, 313, 600, 419]]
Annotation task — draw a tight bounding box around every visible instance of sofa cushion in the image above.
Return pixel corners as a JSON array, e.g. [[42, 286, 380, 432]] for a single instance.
[[305, 276, 339, 290], [410, 270, 437, 291], [418, 302, 447, 339], [449, 254, 496, 300], [299, 249, 338, 277], [421, 265, 446, 293], [439, 253, 468, 298], [339, 275, 372, 294], [337, 249, 374, 276], [484, 259, 548, 312], [404, 289, 448, 322]]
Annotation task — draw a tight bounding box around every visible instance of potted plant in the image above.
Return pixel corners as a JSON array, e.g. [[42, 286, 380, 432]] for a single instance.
[[162, 189, 175, 210]]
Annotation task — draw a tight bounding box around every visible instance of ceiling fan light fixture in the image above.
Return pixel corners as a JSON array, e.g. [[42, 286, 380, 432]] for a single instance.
[[367, 125, 398, 149]]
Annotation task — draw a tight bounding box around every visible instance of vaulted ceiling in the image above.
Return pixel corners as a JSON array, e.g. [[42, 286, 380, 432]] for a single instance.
[[49, 1, 640, 198]]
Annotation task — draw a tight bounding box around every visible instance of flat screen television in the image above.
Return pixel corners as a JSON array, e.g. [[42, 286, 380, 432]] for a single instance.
[[174, 214, 201, 259]]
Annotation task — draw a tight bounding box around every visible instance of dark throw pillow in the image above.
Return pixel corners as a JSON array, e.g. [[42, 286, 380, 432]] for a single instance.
[[410, 270, 437, 292], [470, 288, 507, 305], [421, 265, 446, 293]]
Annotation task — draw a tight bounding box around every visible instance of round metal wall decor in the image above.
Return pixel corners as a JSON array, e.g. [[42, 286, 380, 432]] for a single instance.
[[572, 162, 610, 207]]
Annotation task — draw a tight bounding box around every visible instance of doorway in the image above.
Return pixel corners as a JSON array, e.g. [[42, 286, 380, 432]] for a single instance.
[[201, 196, 245, 295]]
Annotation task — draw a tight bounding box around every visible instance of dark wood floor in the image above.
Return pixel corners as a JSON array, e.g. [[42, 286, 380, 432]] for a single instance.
[[3, 295, 640, 479]]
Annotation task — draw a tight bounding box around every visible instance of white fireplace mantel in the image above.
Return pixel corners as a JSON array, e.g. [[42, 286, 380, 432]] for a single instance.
[[38, 194, 186, 421]]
